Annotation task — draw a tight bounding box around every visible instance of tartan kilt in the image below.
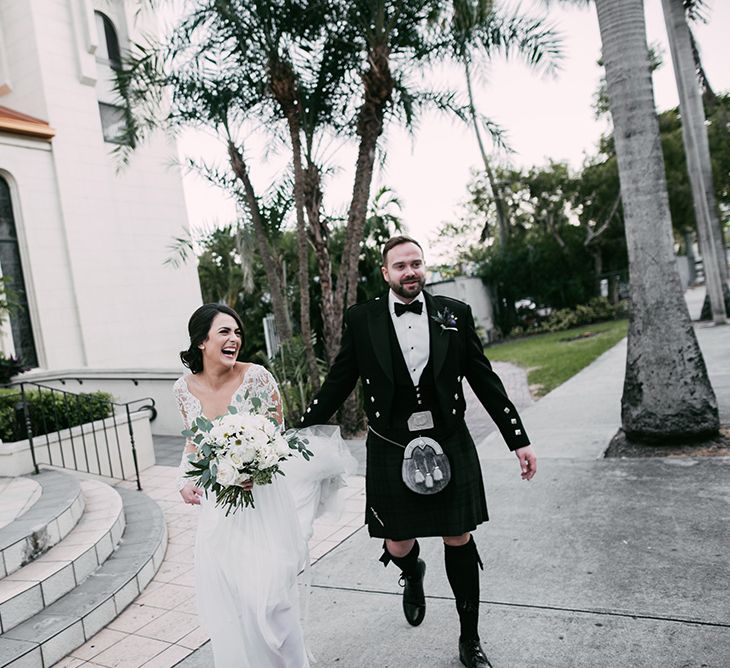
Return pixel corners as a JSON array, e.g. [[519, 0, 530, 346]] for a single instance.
[[364, 420, 489, 540]]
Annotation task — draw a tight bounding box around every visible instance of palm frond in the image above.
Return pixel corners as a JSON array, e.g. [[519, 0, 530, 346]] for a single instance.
[[683, 0, 710, 23], [475, 11, 564, 77], [164, 230, 196, 268]]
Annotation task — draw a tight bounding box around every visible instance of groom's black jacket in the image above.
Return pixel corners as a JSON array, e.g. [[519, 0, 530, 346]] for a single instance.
[[300, 291, 529, 451]]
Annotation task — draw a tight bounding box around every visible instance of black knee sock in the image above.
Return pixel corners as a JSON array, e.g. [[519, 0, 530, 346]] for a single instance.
[[379, 539, 421, 578], [444, 536, 483, 640]]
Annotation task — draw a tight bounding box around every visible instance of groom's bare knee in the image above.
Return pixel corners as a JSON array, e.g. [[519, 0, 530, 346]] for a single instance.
[[385, 538, 416, 558], [442, 533, 470, 547]]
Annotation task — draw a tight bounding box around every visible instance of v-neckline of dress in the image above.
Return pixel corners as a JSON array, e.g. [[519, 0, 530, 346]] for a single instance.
[[183, 366, 254, 420]]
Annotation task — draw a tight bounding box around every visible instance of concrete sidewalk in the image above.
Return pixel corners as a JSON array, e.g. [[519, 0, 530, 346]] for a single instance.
[[299, 314, 730, 666], [176, 290, 729, 668]]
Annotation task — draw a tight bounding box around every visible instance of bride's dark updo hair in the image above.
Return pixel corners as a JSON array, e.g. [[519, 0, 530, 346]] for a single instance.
[[180, 304, 245, 374]]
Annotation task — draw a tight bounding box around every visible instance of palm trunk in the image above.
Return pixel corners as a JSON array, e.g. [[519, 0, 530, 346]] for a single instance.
[[464, 60, 509, 245], [662, 0, 727, 323], [333, 123, 382, 435], [303, 163, 339, 365], [688, 28, 717, 107], [227, 142, 293, 343], [333, 40, 393, 352], [594, 0, 719, 441], [683, 230, 697, 285], [286, 117, 321, 388], [269, 58, 321, 385], [331, 40, 393, 435], [592, 248, 603, 296], [340, 121, 381, 310]]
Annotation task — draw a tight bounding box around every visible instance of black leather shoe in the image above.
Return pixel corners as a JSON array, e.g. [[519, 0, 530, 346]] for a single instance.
[[459, 636, 493, 667], [399, 558, 426, 626]]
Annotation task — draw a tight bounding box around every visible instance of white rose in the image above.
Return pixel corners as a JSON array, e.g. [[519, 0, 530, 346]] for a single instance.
[[247, 429, 269, 451], [240, 443, 256, 464], [208, 424, 229, 445], [257, 448, 279, 469], [274, 435, 291, 458], [216, 457, 239, 486], [245, 414, 268, 431], [235, 471, 252, 486], [229, 441, 256, 465], [218, 413, 242, 434]]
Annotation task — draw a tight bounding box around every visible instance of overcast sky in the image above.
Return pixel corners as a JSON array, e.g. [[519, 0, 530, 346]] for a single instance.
[[177, 0, 730, 262]]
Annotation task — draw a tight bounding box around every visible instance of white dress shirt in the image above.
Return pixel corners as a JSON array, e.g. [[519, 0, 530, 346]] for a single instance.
[[388, 290, 430, 386]]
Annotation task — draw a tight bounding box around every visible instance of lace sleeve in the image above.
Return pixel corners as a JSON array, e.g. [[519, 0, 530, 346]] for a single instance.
[[246, 366, 284, 427], [173, 378, 197, 490], [173, 379, 191, 432]]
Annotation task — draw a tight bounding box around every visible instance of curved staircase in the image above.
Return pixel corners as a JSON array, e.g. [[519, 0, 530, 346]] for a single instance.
[[0, 471, 167, 667]]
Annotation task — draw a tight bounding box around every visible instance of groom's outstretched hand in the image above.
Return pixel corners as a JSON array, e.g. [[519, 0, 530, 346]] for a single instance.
[[515, 445, 537, 481]]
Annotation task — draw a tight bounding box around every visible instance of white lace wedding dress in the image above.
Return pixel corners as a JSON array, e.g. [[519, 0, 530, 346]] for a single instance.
[[173, 364, 354, 668]]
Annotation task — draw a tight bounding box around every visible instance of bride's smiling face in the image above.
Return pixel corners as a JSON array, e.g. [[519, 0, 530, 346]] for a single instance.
[[200, 313, 242, 370]]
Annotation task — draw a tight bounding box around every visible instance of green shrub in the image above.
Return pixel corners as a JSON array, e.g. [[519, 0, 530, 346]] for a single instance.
[[0, 355, 26, 385], [0, 388, 114, 442], [543, 297, 627, 333], [503, 298, 627, 339], [256, 337, 325, 428]]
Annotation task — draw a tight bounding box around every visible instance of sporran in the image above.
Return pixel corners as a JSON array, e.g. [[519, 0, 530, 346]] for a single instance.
[[401, 436, 451, 495], [368, 427, 452, 495]]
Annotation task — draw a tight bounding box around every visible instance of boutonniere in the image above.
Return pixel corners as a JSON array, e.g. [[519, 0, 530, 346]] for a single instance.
[[431, 307, 458, 333]]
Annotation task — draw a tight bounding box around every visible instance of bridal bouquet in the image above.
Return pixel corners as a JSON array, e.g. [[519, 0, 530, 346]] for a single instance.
[[182, 394, 311, 514]]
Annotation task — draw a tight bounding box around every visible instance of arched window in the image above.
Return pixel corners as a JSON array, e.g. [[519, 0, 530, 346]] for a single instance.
[[95, 12, 121, 70], [94, 11, 129, 144], [0, 176, 38, 368]]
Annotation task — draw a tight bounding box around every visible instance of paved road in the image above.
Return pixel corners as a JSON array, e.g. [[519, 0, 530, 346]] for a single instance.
[[176, 287, 730, 667]]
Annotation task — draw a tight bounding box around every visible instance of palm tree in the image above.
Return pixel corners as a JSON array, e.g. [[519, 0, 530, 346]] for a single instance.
[[669, 0, 728, 283], [591, 0, 718, 440], [661, 0, 727, 323], [189, 0, 342, 381], [333, 0, 458, 349], [279, 5, 359, 367], [446, 0, 563, 245], [116, 3, 298, 343]]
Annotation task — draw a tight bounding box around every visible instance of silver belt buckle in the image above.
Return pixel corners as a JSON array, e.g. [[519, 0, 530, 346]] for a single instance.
[[407, 410, 434, 431]]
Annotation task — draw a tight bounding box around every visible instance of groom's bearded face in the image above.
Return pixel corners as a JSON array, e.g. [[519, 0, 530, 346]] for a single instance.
[[381, 242, 426, 302]]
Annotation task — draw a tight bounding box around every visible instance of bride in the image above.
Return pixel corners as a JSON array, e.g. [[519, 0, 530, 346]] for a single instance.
[[174, 303, 352, 667]]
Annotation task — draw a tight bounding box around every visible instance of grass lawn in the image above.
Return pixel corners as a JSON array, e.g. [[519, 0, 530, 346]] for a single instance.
[[485, 319, 628, 397]]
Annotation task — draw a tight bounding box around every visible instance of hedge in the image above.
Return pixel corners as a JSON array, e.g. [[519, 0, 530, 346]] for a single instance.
[[509, 297, 629, 337], [0, 388, 114, 443]]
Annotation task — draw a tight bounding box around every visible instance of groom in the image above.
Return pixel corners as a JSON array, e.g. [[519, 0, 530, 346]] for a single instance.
[[300, 235, 537, 667]]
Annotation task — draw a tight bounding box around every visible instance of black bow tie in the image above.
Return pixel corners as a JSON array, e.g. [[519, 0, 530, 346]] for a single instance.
[[394, 300, 423, 317]]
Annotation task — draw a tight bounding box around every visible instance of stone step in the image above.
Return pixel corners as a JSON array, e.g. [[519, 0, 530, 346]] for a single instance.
[[0, 480, 124, 635], [0, 472, 84, 580], [0, 479, 41, 530], [0, 487, 167, 668]]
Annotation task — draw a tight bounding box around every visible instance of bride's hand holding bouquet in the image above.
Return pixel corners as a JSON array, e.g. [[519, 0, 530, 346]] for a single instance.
[[182, 392, 311, 514]]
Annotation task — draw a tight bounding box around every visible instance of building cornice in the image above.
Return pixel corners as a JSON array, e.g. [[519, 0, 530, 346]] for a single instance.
[[0, 106, 55, 140]]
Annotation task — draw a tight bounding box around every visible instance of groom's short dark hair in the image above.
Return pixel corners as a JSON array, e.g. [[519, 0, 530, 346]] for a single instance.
[[382, 235, 423, 264]]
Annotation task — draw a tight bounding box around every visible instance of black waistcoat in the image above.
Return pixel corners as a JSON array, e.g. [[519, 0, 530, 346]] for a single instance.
[[387, 316, 444, 432]]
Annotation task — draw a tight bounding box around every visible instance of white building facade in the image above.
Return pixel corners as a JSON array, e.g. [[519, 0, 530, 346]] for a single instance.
[[0, 0, 201, 371], [427, 276, 496, 342], [0, 0, 202, 434]]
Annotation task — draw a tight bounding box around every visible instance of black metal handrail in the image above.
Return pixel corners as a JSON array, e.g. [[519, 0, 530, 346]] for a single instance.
[[50, 374, 173, 389], [2, 381, 156, 490]]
